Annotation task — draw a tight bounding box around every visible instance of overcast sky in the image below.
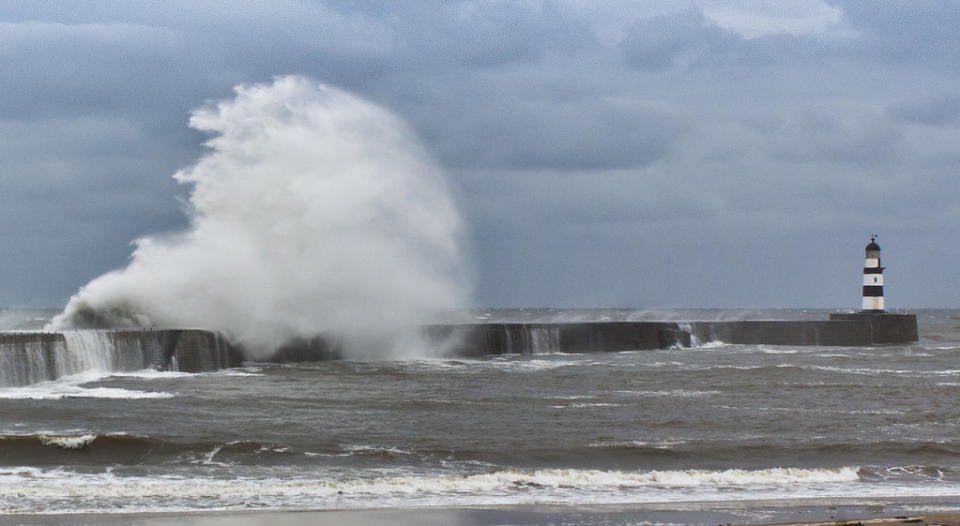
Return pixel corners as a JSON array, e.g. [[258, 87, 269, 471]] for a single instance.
[[2, 1, 958, 309]]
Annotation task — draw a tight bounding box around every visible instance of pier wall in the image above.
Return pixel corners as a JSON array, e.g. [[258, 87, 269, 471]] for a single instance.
[[431, 315, 916, 357], [0, 330, 243, 387], [427, 322, 690, 358], [827, 313, 919, 343], [0, 332, 66, 386], [685, 314, 917, 347], [163, 330, 244, 371], [1, 314, 918, 384], [261, 314, 916, 362], [688, 320, 873, 346]]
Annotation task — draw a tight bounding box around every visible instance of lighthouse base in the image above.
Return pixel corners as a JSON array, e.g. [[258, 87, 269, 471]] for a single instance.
[[827, 312, 918, 344]]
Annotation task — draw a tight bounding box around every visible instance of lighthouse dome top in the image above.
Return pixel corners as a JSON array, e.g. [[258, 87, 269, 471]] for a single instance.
[[866, 237, 880, 251]]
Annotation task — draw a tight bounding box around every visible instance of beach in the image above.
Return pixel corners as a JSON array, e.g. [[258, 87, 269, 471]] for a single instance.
[[5, 502, 960, 526]]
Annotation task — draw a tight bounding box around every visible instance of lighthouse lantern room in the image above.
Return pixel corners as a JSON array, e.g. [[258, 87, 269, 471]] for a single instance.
[[862, 235, 885, 312]]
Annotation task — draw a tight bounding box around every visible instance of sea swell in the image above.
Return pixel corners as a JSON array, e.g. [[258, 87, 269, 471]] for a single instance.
[[1, 310, 957, 515], [0, 465, 871, 514], [4, 431, 960, 475]]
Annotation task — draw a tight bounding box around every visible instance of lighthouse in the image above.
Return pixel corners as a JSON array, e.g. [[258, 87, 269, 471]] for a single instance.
[[862, 235, 885, 312]]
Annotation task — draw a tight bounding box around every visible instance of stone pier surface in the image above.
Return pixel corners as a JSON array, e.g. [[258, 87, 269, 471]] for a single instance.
[[0, 314, 919, 382]]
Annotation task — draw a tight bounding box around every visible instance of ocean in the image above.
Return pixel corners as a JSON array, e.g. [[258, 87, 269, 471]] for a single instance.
[[1, 308, 959, 524]]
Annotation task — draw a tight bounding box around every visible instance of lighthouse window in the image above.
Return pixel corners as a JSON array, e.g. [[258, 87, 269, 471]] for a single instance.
[[874, 277, 878, 283]]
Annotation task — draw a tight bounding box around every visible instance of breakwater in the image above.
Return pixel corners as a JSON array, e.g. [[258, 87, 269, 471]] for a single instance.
[[426, 322, 691, 357], [690, 313, 918, 347], [0, 313, 917, 386], [428, 313, 916, 357], [0, 330, 241, 387]]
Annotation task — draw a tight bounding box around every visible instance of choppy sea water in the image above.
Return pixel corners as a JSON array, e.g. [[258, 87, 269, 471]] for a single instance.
[[1, 308, 959, 522]]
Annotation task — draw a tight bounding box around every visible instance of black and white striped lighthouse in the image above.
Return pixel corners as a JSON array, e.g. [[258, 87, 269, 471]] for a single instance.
[[862, 235, 885, 312]]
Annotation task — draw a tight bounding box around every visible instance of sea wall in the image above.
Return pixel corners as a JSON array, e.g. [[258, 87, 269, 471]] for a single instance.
[[426, 322, 690, 358], [257, 334, 343, 362], [0, 332, 66, 386], [428, 315, 916, 357], [159, 330, 244, 372], [688, 320, 872, 346], [0, 314, 918, 385], [0, 330, 242, 387], [687, 313, 917, 346], [827, 313, 919, 343]]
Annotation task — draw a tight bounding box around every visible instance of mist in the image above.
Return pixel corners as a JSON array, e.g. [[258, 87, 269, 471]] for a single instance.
[[49, 75, 470, 358]]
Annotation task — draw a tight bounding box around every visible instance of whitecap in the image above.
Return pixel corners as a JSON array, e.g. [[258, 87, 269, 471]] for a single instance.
[[0, 374, 174, 400], [37, 433, 98, 449], [614, 389, 722, 398], [13, 464, 960, 515]]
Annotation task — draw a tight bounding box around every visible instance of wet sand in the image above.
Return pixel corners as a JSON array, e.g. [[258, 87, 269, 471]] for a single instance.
[[759, 513, 960, 525], [4, 502, 960, 526]]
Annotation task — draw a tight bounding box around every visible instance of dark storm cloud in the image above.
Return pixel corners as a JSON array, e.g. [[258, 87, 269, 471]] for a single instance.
[[1, 1, 959, 308]]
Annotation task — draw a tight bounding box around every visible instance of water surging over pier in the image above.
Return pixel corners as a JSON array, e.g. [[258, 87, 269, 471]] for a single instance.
[[0, 330, 237, 387], [0, 313, 917, 387]]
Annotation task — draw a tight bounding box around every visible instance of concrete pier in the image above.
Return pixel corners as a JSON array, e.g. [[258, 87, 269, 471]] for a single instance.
[[0, 330, 243, 386], [827, 312, 919, 343], [688, 313, 918, 347], [434, 313, 916, 357], [0, 313, 919, 383], [426, 322, 691, 357], [159, 330, 244, 371]]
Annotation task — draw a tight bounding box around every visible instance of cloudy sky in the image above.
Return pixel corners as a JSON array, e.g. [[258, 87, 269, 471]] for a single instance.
[[2, 1, 958, 309]]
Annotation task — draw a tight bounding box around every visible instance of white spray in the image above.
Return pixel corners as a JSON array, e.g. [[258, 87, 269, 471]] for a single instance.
[[49, 76, 470, 358]]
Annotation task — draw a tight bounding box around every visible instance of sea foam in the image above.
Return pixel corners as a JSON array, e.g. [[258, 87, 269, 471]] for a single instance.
[[49, 76, 469, 359], [0, 465, 876, 514], [0, 371, 174, 400]]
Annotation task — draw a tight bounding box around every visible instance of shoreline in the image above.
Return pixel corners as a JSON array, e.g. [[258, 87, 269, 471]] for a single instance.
[[5, 498, 960, 526]]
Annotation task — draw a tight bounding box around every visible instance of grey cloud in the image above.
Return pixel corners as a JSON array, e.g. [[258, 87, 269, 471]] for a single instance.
[[429, 97, 687, 170], [0, 114, 192, 297], [769, 109, 902, 167], [1, 1, 959, 308], [888, 94, 960, 127], [0, 21, 203, 119], [617, 7, 855, 74], [618, 9, 738, 72], [0, 12, 395, 120], [830, 1, 960, 68], [461, 167, 708, 241], [370, 2, 594, 69]]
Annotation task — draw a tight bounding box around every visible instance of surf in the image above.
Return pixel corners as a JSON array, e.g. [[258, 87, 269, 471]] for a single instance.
[[48, 76, 470, 360]]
